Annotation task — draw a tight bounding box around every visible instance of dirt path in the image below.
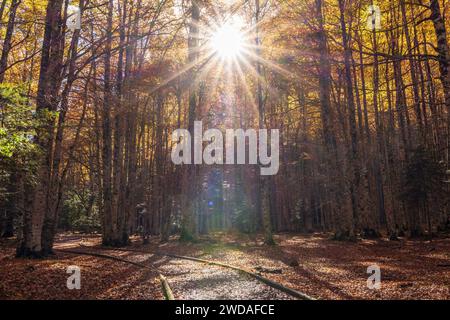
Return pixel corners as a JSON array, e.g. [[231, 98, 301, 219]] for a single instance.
[[158, 258, 294, 300], [92, 248, 295, 300]]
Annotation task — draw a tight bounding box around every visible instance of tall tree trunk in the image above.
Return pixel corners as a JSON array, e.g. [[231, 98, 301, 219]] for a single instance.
[[0, 0, 21, 82], [180, 0, 200, 241], [314, 0, 348, 239], [255, 0, 275, 245], [338, 0, 358, 239], [102, 0, 115, 246], [16, 0, 65, 257], [42, 0, 86, 255], [369, 2, 386, 234], [429, 0, 450, 167], [110, 0, 127, 246]]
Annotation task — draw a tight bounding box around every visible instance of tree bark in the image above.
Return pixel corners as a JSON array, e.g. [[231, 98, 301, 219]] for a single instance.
[[0, 0, 21, 82], [180, 0, 200, 242], [102, 0, 115, 246], [429, 0, 450, 167], [338, 0, 358, 239], [16, 0, 65, 257]]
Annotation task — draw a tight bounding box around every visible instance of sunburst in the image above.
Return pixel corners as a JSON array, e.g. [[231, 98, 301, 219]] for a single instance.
[[210, 17, 246, 60]]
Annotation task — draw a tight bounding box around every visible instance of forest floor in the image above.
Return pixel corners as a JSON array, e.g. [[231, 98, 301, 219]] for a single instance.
[[0, 232, 449, 300]]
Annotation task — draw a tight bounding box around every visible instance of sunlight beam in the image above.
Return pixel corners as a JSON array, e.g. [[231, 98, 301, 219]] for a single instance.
[[210, 18, 245, 60]]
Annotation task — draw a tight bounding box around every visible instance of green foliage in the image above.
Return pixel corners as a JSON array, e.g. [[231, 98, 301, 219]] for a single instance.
[[59, 189, 101, 233], [0, 83, 40, 202], [0, 83, 38, 158]]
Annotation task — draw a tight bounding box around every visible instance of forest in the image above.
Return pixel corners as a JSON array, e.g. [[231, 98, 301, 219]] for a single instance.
[[0, 0, 449, 300]]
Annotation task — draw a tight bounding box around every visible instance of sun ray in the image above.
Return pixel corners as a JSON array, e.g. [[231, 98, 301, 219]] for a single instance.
[[240, 47, 296, 79], [232, 58, 258, 117], [235, 52, 278, 97], [148, 49, 215, 94], [194, 54, 222, 87], [209, 16, 246, 60]]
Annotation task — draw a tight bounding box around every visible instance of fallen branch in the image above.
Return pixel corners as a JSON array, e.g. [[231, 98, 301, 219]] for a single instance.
[[159, 275, 175, 300], [255, 266, 283, 274]]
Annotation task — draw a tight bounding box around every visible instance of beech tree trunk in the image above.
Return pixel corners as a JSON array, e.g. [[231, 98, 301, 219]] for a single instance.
[[16, 0, 65, 257], [102, 0, 115, 246], [180, 0, 200, 242]]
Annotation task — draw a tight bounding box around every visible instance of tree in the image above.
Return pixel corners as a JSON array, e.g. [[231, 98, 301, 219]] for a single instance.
[[16, 0, 65, 257]]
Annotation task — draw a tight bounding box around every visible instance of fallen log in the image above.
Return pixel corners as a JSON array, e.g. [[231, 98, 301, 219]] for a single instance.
[[160, 275, 175, 300]]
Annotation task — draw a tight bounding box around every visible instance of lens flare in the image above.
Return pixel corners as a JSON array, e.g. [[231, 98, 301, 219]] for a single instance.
[[210, 20, 244, 59]]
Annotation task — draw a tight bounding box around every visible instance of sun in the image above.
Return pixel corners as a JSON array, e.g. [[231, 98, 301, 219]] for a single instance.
[[210, 19, 245, 59]]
